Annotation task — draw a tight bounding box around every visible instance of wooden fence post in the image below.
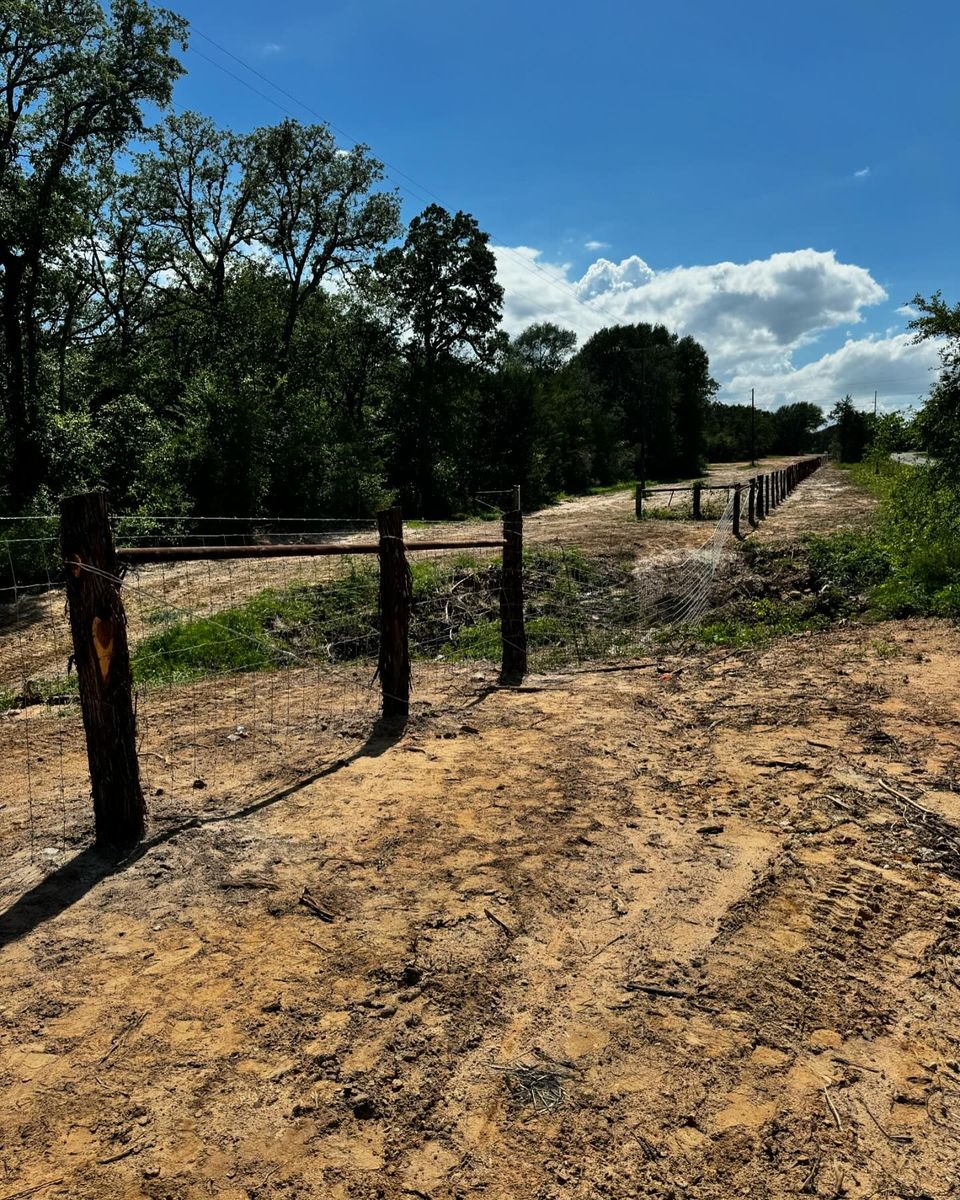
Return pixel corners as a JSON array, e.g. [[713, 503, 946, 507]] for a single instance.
[[766, 473, 772, 512], [692, 482, 702, 520], [732, 484, 742, 538], [748, 478, 757, 527], [61, 492, 145, 847], [635, 481, 644, 520], [500, 509, 527, 681], [377, 507, 411, 719]]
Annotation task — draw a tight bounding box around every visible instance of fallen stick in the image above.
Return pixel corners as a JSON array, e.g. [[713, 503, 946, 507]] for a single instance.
[[823, 1085, 843, 1131], [0, 1182, 64, 1200], [484, 908, 515, 937], [97, 1141, 153, 1165], [859, 1098, 912, 1143], [299, 888, 335, 922], [625, 982, 693, 999], [588, 933, 626, 961]]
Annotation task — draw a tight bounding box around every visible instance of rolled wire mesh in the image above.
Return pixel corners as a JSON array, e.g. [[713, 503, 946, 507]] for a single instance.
[[523, 490, 738, 666]]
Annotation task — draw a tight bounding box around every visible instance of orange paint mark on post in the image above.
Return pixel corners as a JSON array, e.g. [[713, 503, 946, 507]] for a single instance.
[[92, 615, 115, 681]]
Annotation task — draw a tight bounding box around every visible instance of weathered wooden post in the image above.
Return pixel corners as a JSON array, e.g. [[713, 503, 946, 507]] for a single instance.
[[692, 482, 702, 520], [732, 484, 742, 538], [748, 478, 757, 527], [766, 473, 772, 511], [61, 492, 145, 847], [500, 509, 527, 681], [512, 483, 522, 513], [377, 507, 411, 719], [635, 481, 644, 519]]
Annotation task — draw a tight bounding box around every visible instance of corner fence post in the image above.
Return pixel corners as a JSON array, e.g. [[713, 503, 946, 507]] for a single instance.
[[748, 478, 757, 527], [377, 506, 411, 719], [692, 482, 702, 520], [732, 484, 742, 538], [500, 509, 527, 682], [60, 492, 145, 847]]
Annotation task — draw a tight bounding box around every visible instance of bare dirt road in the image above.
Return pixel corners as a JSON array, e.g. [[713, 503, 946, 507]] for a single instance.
[[2, 616, 960, 1199]]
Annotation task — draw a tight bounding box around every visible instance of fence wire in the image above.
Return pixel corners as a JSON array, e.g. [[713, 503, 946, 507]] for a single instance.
[[0, 497, 741, 887]]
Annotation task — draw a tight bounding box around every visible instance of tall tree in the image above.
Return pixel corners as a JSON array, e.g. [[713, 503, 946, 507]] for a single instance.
[[0, 0, 186, 503], [135, 111, 256, 326], [248, 120, 401, 360], [376, 205, 503, 511]]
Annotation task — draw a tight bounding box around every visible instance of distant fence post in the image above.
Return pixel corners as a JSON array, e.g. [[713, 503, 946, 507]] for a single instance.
[[748, 478, 757, 527], [765, 473, 772, 512], [692, 481, 702, 520], [732, 483, 742, 538], [512, 483, 522, 512], [61, 492, 145, 847], [635, 480, 644, 520], [377, 506, 411, 719], [500, 509, 527, 681]]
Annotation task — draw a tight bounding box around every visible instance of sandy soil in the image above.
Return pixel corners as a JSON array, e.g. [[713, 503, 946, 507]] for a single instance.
[[2, 616, 960, 1199], [751, 464, 878, 543]]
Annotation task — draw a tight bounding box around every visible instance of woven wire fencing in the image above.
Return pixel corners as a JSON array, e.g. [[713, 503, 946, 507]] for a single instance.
[[0, 496, 741, 889]]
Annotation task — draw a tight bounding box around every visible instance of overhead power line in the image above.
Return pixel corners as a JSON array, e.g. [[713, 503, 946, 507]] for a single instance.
[[189, 28, 630, 333]]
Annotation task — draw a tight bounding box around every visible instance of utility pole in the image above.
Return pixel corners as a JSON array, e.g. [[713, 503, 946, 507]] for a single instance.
[[874, 389, 880, 475], [750, 387, 756, 467]]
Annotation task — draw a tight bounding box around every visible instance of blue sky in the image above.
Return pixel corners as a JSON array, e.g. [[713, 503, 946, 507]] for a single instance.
[[166, 0, 958, 412]]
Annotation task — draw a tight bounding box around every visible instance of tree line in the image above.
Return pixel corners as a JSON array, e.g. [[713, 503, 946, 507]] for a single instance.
[[0, 1, 888, 523]]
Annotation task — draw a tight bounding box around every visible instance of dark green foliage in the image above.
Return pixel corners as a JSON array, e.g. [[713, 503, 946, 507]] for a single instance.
[[703, 400, 824, 461]]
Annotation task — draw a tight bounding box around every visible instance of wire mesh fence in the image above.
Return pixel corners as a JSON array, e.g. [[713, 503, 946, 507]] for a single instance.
[[1, 460, 824, 884]]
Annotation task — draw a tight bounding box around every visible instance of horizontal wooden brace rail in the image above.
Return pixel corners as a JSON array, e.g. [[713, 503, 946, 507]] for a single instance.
[[118, 538, 507, 564]]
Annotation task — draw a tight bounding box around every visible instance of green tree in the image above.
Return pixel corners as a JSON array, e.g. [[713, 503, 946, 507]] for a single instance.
[[0, 0, 186, 504], [830, 395, 870, 462], [376, 205, 503, 511], [249, 121, 401, 360]]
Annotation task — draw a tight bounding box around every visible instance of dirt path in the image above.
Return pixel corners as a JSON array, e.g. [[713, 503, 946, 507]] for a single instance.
[[751, 463, 877, 543], [2, 619, 960, 1198]]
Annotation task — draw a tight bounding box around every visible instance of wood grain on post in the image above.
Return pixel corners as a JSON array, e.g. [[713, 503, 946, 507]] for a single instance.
[[500, 509, 527, 681], [377, 507, 411, 719], [61, 492, 145, 847]]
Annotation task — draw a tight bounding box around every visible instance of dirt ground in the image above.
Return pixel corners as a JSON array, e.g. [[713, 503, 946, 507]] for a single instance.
[[751, 464, 878, 543], [2, 614, 960, 1198], [8, 458, 960, 1200]]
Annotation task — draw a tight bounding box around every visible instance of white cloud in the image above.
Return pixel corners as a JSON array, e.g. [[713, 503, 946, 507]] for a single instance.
[[493, 244, 937, 411], [261, 42, 282, 55], [854, 167, 871, 178], [584, 239, 610, 251], [726, 333, 940, 412]]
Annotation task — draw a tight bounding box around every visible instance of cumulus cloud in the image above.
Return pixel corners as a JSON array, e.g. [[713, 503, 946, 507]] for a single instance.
[[854, 167, 871, 178], [493, 244, 935, 410], [584, 239, 610, 251], [726, 334, 940, 412]]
